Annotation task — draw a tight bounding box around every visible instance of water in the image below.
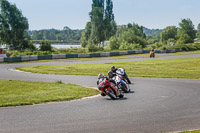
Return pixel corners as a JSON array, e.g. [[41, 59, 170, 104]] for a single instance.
[[35, 44, 81, 49], [0, 44, 6, 48], [1, 44, 81, 49]]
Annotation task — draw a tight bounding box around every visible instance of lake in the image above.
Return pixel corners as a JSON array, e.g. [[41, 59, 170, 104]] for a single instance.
[[35, 44, 81, 49], [1, 44, 82, 49]]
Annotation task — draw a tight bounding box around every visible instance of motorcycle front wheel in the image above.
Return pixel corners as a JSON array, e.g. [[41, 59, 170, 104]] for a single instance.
[[106, 90, 117, 100]]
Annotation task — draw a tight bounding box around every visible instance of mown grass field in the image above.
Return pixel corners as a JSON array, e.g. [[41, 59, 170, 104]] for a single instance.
[[17, 57, 200, 79], [0, 80, 99, 107]]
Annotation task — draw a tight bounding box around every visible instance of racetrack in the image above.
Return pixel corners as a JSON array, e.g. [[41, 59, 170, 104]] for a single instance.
[[0, 54, 200, 133]]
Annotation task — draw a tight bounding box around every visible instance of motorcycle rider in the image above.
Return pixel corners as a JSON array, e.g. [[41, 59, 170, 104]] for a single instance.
[[97, 73, 120, 97], [108, 71, 117, 85], [150, 48, 155, 58], [111, 66, 118, 76], [111, 66, 131, 84]]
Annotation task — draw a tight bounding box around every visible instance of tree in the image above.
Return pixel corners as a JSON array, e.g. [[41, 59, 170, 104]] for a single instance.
[[0, 0, 30, 51], [80, 22, 91, 48], [89, 0, 105, 45], [117, 24, 147, 49], [197, 23, 200, 40], [176, 19, 196, 44], [160, 26, 177, 43], [104, 0, 116, 40], [81, 0, 117, 47]]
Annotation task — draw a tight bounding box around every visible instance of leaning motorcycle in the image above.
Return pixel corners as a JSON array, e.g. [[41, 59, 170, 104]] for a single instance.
[[116, 68, 131, 84], [97, 78, 124, 100], [115, 68, 131, 93]]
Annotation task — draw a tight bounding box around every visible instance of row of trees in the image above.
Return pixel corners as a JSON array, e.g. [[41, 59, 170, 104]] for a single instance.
[[99, 18, 200, 51], [30, 27, 83, 42], [1, 0, 200, 53], [81, 0, 200, 52], [147, 18, 200, 51], [160, 19, 196, 45]]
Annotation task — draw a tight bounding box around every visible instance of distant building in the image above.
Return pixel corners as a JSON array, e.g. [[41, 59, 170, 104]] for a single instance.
[[99, 40, 109, 47]]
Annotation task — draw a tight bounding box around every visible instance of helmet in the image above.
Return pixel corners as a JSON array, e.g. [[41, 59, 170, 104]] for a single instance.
[[111, 66, 115, 71], [108, 71, 113, 78], [98, 73, 104, 79]]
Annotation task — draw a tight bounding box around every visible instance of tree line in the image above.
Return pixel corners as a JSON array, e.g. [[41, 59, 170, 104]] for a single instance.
[[0, 0, 200, 53], [81, 0, 200, 52], [29, 27, 83, 43]]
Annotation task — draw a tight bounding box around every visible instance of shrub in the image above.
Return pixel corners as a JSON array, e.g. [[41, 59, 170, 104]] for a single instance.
[[39, 40, 52, 51], [87, 44, 99, 52], [119, 41, 142, 50], [109, 36, 120, 50], [173, 43, 200, 51]]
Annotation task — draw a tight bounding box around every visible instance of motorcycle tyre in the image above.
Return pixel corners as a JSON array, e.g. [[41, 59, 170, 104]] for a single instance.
[[119, 93, 124, 98], [121, 83, 131, 93], [106, 90, 117, 100]]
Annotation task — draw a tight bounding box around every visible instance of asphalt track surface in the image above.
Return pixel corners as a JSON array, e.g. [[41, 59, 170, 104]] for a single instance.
[[0, 54, 200, 133]]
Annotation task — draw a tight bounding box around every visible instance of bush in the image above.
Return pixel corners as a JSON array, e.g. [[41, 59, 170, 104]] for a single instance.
[[119, 41, 142, 50], [39, 40, 52, 51], [174, 43, 200, 51], [87, 44, 101, 52], [28, 41, 37, 51], [109, 36, 120, 50]]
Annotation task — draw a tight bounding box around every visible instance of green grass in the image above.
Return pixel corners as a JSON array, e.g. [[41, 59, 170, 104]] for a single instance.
[[17, 57, 200, 79], [0, 80, 99, 107]]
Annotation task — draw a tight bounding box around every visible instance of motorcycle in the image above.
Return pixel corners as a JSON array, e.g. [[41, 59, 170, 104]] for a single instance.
[[98, 78, 124, 100], [116, 68, 131, 84], [115, 68, 131, 93], [150, 51, 155, 58]]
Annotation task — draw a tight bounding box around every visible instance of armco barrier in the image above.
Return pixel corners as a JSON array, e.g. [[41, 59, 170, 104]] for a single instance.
[[0, 57, 3, 63], [4, 57, 21, 62], [90, 53, 101, 57], [176, 49, 182, 52], [135, 50, 143, 54], [66, 54, 78, 58], [128, 50, 136, 54], [110, 52, 119, 56], [155, 50, 161, 53], [78, 53, 90, 58], [100, 52, 110, 57], [52, 54, 66, 59], [119, 51, 128, 55], [21, 55, 38, 61], [38, 55, 52, 60], [143, 50, 150, 53], [0, 49, 182, 63]]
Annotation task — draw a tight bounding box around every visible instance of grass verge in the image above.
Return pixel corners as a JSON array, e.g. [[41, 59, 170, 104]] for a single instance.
[[0, 80, 99, 107], [180, 130, 200, 133], [17, 57, 200, 79]]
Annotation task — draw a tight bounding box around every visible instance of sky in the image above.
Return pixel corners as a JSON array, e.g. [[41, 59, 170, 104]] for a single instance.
[[7, 0, 200, 30]]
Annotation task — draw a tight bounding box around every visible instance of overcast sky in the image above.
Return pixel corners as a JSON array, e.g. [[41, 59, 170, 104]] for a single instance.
[[7, 0, 200, 30]]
